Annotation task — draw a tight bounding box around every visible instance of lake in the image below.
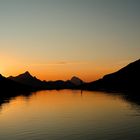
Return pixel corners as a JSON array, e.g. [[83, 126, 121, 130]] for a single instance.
[[0, 90, 140, 140]]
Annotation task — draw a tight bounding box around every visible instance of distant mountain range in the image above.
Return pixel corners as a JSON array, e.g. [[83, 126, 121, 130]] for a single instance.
[[0, 59, 139, 93], [8, 72, 84, 90], [70, 76, 83, 86], [0, 73, 32, 94], [8, 71, 43, 88], [82, 59, 140, 92]]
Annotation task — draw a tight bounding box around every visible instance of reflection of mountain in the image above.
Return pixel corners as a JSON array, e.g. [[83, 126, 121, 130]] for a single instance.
[[0, 59, 140, 110], [0, 73, 33, 110], [83, 59, 140, 92], [8, 71, 43, 88], [0, 91, 33, 111]]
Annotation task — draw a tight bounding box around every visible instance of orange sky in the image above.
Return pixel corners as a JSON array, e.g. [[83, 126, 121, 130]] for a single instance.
[[0, 55, 133, 82], [0, 1, 139, 82]]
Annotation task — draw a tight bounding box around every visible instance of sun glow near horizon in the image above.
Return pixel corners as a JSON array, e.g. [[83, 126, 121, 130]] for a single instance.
[[0, 58, 135, 82], [0, 0, 140, 82]]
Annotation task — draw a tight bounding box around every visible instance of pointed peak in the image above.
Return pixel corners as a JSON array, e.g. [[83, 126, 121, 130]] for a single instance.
[[17, 71, 33, 78], [71, 76, 81, 81], [70, 76, 83, 86], [22, 71, 32, 77], [24, 71, 31, 75]]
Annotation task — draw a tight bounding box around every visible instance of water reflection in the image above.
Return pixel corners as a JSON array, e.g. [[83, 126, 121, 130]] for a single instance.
[[0, 90, 140, 140], [0, 90, 140, 109]]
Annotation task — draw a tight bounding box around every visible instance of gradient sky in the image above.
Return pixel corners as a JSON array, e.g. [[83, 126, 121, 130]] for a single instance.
[[0, 0, 140, 81]]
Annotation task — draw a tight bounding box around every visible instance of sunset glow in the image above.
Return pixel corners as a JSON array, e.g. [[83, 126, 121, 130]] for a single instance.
[[0, 0, 139, 82]]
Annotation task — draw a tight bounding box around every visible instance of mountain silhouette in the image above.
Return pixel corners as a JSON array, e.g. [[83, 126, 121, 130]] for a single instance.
[[8, 71, 43, 88], [44, 76, 84, 89], [6, 59, 140, 92], [0, 74, 32, 93], [43, 80, 73, 90], [8, 72, 83, 90], [83, 59, 140, 92], [70, 76, 83, 86], [0, 59, 140, 109]]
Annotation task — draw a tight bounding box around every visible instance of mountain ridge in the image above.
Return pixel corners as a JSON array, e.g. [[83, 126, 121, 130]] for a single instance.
[[8, 72, 84, 89], [8, 71, 43, 88], [83, 59, 140, 92], [2, 59, 140, 92]]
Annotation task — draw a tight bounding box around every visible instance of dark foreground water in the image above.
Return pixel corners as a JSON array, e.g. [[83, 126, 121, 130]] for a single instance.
[[0, 90, 140, 140]]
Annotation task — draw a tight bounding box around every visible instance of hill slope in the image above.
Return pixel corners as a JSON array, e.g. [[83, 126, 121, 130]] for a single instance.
[[83, 59, 140, 92], [8, 71, 43, 88], [0, 74, 32, 94]]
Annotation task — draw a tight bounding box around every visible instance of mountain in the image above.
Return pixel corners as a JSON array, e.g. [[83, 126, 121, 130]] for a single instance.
[[8, 72, 84, 90], [3, 59, 140, 92], [43, 76, 84, 89], [83, 59, 140, 92], [0, 74, 32, 93], [43, 80, 75, 90], [8, 71, 43, 88], [70, 76, 83, 86]]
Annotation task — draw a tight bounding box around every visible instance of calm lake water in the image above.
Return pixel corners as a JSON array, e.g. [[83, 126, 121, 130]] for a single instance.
[[0, 90, 140, 140]]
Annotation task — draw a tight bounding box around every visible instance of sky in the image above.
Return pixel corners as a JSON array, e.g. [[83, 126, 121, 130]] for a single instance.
[[0, 0, 140, 82]]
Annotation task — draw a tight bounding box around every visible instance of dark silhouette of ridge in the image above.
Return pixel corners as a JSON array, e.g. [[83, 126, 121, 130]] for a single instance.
[[83, 59, 140, 92], [70, 76, 83, 86], [3, 59, 140, 93], [43, 80, 74, 90], [0, 59, 140, 109], [0, 73, 37, 109], [8, 72, 84, 90], [0, 74, 33, 93], [8, 71, 43, 88], [43, 77, 84, 90]]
